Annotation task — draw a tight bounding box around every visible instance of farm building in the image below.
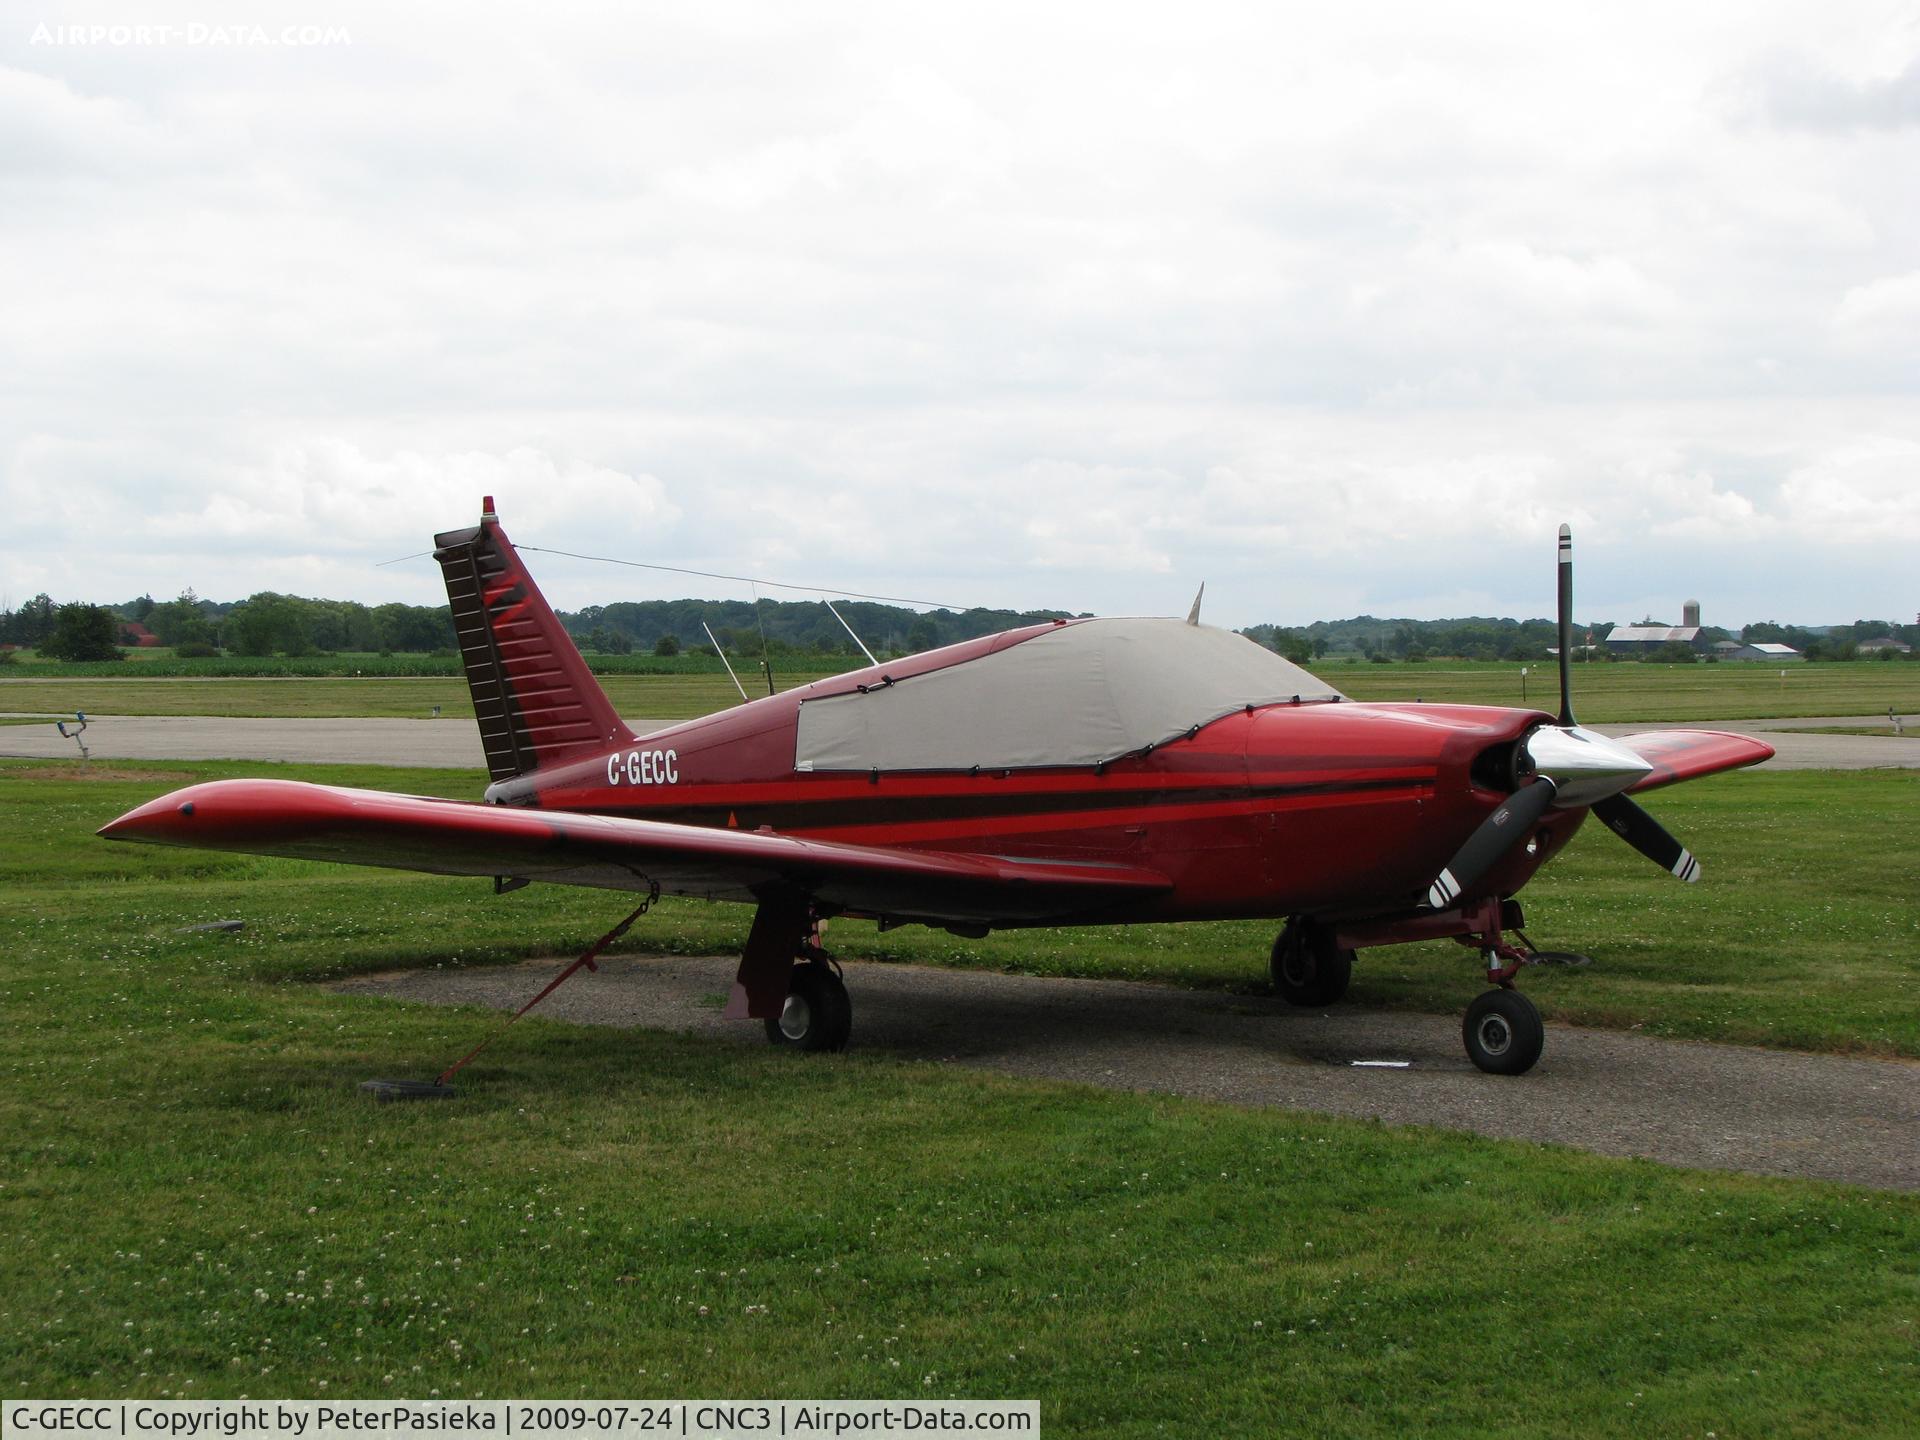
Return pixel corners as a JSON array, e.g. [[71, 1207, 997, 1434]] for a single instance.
[[1857, 637, 1911, 655], [1710, 641, 1803, 662], [1604, 599, 1715, 657]]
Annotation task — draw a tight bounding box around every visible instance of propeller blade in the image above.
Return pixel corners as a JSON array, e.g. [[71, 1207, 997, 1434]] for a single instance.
[[1556, 523, 1575, 726], [1426, 778, 1557, 910], [1591, 793, 1701, 883]]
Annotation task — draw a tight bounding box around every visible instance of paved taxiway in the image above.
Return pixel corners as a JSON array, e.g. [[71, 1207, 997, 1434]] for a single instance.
[[4, 711, 1917, 768], [336, 953, 1920, 1192]]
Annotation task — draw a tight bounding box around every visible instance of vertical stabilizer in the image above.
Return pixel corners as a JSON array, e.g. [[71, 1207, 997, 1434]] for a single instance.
[[433, 499, 634, 784]]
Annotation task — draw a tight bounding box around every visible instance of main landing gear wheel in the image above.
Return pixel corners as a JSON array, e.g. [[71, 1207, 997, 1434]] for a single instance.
[[1463, 988, 1544, 1075], [1270, 920, 1353, 1007], [765, 960, 852, 1053]]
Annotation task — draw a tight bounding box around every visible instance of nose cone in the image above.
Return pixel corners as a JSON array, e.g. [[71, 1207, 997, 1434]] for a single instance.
[[1524, 724, 1656, 807]]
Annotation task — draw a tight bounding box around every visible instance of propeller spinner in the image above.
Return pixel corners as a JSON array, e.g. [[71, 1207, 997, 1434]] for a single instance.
[[1424, 527, 1703, 911]]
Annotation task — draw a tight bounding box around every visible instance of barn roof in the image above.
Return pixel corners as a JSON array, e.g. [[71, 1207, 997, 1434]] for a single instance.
[[1607, 625, 1702, 643]]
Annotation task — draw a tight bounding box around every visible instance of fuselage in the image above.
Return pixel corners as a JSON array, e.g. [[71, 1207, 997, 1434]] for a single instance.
[[490, 628, 1583, 927]]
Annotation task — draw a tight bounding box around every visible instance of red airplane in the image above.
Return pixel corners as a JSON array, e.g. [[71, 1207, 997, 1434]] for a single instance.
[[101, 501, 1773, 1074]]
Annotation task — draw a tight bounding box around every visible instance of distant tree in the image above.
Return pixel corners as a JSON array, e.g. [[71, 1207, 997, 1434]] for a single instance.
[[577, 627, 629, 654], [1269, 629, 1313, 665], [1648, 640, 1698, 664], [4, 594, 57, 648], [129, 593, 156, 621], [369, 602, 451, 652], [42, 603, 124, 662], [1310, 637, 1329, 659], [149, 590, 216, 648], [653, 634, 681, 657], [906, 618, 938, 652], [226, 593, 312, 657]]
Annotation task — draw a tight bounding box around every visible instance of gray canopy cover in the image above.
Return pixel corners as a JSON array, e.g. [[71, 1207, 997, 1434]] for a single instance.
[[794, 618, 1342, 772]]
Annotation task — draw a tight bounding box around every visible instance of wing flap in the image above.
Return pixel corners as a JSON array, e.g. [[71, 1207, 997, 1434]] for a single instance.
[[99, 779, 1170, 925], [1611, 729, 1775, 794]]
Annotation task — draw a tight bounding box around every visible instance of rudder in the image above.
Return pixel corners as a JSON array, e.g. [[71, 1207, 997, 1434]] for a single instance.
[[433, 498, 634, 784]]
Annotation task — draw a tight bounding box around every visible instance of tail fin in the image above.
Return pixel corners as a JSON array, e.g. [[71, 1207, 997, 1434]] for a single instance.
[[433, 498, 634, 784]]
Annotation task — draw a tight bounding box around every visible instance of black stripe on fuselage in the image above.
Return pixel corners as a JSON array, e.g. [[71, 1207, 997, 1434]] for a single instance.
[[560, 773, 1431, 832]]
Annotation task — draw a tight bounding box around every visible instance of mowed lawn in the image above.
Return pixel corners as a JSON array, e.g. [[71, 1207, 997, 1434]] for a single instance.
[[0, 672, 841, 725], [1323, 657, 1920, 721], [0, 760, 1915, 1434], [4, 656, 1917, 725]]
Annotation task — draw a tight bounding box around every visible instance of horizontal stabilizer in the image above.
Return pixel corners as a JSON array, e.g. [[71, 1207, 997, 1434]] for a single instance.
[[1611, 729, 1774, 794], [100, 779, 1171, 927]]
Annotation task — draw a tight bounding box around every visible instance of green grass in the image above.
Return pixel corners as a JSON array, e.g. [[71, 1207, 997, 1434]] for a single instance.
[[1798, 726, 1911, 738], [1, 649, 846, 679], [6, 659, 1914, 726], [0, 762, 1915, 1431], [1326, 658, 1919, 722], [0, 674, 841, 724]]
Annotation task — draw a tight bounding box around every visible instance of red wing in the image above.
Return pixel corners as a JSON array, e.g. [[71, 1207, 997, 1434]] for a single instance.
[[99, 779, 1170, 926], [1612, 729, 1775, 794]]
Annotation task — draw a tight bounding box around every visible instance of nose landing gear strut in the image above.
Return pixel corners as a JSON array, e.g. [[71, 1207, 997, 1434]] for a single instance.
[[1303, 897, 1555, 1075]]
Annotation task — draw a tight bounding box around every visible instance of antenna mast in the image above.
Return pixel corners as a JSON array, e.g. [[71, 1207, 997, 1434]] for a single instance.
[[825, 599, 879, 665], [702, 623, 750, 703]]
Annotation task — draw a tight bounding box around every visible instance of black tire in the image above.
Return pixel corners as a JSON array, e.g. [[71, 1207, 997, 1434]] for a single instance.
[[764, 961, 852, 1052], [1269, 920, 1353, 1006], [1462, 988, 1544, 1075]]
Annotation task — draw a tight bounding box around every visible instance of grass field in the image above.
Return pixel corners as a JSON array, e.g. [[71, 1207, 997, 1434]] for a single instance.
[[1326, 657, 1919, 721], [4, 658, 1917, 725], [0, 673, 842, 724], [1, 649, 790, 679], [1, 760, 1915, 1431], [1801, 725, 1910, 738]]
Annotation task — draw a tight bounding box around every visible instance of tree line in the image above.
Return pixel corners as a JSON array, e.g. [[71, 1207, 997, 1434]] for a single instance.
[[1244, 614, 1919, 664], [561, 598, 1076, 661], [0, 590, 456, 660], [3, 587, 1913, 664]]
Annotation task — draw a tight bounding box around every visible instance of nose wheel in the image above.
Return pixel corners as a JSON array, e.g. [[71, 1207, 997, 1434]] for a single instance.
[[1462, 988, 1543, 1075]]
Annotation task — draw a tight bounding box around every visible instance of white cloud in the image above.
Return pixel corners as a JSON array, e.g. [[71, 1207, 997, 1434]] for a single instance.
[[0, 1, 1914, 626], [1833, 270, 1920, 338]]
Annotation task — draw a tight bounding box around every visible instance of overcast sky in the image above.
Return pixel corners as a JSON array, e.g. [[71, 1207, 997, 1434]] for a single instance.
[[3, 2, 1915, 629]]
